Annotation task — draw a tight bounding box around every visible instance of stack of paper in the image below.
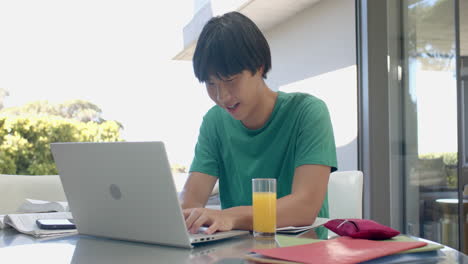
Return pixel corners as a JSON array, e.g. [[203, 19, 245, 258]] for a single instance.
[[0, 212, 77, 238], [273, 234, 444, 253], [246, 236, 428, 264], [0, 199, 76, 238], [17, 199, 69, 213], [276, 217, 328, 234]]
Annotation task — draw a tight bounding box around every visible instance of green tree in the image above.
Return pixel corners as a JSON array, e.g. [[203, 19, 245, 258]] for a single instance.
[[0, 99, 123, 128], [419, 152, 457, 188], [0, 99, 123, 175]]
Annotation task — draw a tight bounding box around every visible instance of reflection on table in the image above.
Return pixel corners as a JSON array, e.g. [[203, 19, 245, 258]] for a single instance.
[[1, 226, 467, 264]]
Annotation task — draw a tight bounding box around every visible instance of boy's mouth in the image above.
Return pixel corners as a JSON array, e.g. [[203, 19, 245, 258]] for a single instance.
[[226, 103, 240, 113]]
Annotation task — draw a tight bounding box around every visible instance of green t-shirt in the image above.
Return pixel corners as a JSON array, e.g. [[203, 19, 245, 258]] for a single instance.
[[190, 91, 338, 218]]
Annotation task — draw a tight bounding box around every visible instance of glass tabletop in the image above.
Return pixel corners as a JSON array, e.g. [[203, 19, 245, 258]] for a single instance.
[[1, 227, 467, 264]]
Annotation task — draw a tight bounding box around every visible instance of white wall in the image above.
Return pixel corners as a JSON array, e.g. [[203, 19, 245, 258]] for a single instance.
[[264, 0, 357, 171]]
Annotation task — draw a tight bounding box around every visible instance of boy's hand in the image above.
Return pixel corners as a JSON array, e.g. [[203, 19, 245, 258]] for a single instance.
[[182, 208, 235, 235]]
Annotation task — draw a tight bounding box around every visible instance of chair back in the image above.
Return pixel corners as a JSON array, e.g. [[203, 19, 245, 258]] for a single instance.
[[0, 175, 66, 214], [328, 170, 363, 219]]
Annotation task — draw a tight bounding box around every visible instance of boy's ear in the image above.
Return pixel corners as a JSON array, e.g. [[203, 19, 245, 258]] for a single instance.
[[256, 66, 264, 76]]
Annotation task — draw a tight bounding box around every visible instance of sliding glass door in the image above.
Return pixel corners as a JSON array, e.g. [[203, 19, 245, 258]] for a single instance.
[[387, 0, 467, 252], [457, 0, 468, 254]]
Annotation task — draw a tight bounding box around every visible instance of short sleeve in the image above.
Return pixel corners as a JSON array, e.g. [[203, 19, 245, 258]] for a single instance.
[[295, 99, 338, 172], [189, 111, 220, 177]]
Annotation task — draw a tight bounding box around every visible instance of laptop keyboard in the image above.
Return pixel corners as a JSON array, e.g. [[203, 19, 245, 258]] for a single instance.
[[190, 232, 211, 239], [188, 228, 250, 243], [189, 227, 214, 238], [188, 229, 219, 243]]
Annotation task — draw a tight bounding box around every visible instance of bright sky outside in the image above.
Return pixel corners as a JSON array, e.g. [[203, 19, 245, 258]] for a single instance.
[[416, 69, 458, 155], [0, 0, 459, 171], [0, 0, 214, 168]]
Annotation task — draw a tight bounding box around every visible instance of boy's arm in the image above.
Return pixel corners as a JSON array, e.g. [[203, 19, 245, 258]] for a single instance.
[[278, 164, 330, 227], [225, 164, 330, 229], [180, 172, 218, 209], [184, 164, 330, 234]]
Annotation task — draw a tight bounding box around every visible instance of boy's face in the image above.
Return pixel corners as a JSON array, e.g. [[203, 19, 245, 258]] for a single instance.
[[206, 69, 264, 122]]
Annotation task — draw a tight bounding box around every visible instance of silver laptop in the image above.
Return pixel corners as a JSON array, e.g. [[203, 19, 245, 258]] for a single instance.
[[50, 141, 249, 248]]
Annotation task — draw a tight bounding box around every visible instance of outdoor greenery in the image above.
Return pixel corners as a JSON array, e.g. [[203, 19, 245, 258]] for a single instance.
[[0, 100, 122, 175], [0, 99, 123, 126], [171, 164, 188, 173], [419, 152, 457, 188]]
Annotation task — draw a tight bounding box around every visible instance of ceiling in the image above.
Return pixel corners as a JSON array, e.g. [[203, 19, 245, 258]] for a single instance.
[[173, 0, 321, 60], [175, 0, 468, 61]]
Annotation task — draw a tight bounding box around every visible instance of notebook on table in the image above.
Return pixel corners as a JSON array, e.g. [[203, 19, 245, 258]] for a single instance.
[[246, 236, 427, 264], [51, 141, 249, 248]]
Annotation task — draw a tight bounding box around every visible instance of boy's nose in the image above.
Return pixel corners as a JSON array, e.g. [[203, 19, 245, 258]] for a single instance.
[[216, 85, 232, 105]]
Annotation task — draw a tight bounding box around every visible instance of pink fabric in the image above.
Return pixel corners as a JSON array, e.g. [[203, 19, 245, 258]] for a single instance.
[[325, 219, 400, 240]]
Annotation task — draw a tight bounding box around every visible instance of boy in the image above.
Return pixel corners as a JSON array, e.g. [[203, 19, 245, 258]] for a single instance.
[[180, 11, 337, 236]]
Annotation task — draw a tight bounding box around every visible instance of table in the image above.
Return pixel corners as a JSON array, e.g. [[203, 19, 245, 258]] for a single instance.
[[1, 227, 467, 264], [436, 198, 468, 252]]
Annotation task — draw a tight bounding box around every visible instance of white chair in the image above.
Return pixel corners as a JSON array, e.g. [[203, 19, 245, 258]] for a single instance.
[[0, 175, 66, 214], [327, 170, 363, 219]]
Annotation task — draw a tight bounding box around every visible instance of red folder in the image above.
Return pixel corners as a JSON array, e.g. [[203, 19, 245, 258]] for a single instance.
[[250, 236, 427, 264]]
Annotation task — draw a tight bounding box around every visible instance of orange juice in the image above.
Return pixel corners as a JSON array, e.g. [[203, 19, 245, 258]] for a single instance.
[[253, 192, 276, 234]]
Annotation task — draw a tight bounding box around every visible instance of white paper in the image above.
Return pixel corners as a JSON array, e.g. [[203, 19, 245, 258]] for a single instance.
[[276, 217, 329, 233], [17, 199, 69, 213], [3, 212, 77, 237], [0, 215, 9, 229]]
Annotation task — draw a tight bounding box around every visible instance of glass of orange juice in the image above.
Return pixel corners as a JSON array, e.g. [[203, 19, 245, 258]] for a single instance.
[[252, 178, 276, 238]]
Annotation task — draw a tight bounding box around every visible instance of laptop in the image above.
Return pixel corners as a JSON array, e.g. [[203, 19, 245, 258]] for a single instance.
[[50, 141, 249, 248]]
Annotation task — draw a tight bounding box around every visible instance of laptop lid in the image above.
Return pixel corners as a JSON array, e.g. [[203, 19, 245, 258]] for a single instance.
[[51, 141, 197, 248]]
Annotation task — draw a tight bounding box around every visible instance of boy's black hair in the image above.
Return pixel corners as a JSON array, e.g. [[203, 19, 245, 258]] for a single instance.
[[193, 11, 271, 82]]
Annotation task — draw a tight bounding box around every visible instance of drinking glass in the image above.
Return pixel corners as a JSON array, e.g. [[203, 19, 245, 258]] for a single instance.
[[252, 178, 276, 238]]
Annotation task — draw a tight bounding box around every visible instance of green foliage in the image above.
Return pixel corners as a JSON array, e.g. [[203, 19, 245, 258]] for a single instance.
[[419, 152, 457, 166], [0, 115, 122, 175], [0, 99, 124, 127], [171, 164, 187, 173], [419, 152, 457, 188]]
